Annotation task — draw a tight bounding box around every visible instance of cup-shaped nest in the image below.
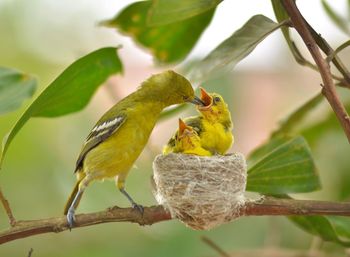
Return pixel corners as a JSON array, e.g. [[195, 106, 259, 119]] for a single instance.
[[152, 153, 247, 230]]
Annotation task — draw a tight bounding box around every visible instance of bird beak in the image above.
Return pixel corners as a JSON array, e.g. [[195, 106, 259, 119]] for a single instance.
[[190, 96, 206, 106], [179, 119, 187, 135], [200, 87, 213, 107], [178, 119, 192, 136]]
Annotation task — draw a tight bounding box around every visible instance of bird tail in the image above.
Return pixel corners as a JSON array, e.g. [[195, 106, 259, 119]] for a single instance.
[[63, 175, 85, 215]]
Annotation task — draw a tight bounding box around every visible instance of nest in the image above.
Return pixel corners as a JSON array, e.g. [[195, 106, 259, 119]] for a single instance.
[[152, 153, 247, 230]]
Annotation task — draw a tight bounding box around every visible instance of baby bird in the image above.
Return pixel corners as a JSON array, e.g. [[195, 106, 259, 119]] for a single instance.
[[164, 88, 233, 155], [164, 119, 211, 156]]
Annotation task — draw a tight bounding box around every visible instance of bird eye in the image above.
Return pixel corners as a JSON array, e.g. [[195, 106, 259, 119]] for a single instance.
[[183, 96, 189, 101], [214, 96, 221, 103]]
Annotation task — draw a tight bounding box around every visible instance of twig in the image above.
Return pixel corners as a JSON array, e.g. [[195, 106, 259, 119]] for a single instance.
[[304, 21, 350, 85], [282, 0, 350, 143], [27, 248, 33, 257], [326, 40, 350, 64], [1, 198, 350, 245], [0, 187, 16, 226], [201, 236, 231, 257], [290, 41, 347, 85]]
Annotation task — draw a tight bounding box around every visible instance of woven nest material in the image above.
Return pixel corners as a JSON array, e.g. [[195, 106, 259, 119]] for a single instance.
[[152, 153, 247, 230]]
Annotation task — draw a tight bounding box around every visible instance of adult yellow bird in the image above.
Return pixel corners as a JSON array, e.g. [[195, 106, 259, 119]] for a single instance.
[[164, 118, 211, 156], [163, 88, 233, 155], [63, 70, 204, 228]]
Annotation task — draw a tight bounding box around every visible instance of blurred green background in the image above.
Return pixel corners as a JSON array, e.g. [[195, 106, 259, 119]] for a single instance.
[[1, 0, 350, 256]]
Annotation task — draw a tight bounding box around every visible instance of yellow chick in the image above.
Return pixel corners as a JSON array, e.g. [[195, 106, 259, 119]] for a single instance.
[[164, 119, 211, 156], [164, 88, 233, 155]]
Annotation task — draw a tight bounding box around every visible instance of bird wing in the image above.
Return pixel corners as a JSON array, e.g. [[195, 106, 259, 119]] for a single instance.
[[74, 114, 127, 172], [184, 116, 203, 135]]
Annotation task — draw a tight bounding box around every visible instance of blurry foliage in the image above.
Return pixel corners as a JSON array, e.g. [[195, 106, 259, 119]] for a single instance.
[[102, 1, 215, 63], [188, 15, 289, 82], [147, 0, 221, 25], [0, 67, 37, 115], [321, 0, 350, 36], [1, 0, 350, 256]]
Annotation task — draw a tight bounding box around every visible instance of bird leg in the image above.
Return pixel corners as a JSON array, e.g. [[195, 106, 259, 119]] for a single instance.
[[116, 176, 144, 215], [119, 188, 144, 215], [66, 176, 90, 229], [66, 190, 83, 229]]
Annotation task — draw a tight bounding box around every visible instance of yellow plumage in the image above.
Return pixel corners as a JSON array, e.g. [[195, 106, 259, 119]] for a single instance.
[[165, 119, 211, 156], [164, 88, 233, 155], [64, 70, 203, 227]]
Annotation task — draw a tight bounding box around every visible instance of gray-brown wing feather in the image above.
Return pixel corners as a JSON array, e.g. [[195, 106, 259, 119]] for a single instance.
[[74, 115, 126, 172]]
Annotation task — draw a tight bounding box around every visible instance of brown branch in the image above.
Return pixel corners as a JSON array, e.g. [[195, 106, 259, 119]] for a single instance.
[[1, 198, 350, 245], [282, 0, 350, 143], [0, 187, 16, 226], [243, 197, 350, 216], [0, 205, 170, 245]]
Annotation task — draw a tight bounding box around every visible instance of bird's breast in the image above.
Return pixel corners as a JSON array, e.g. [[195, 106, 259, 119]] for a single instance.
[[201, 122, 233, 154]]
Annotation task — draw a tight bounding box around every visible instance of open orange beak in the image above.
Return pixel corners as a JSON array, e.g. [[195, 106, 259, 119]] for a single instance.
[[178, 119, 192, 137], [199, 87, 213, 109]]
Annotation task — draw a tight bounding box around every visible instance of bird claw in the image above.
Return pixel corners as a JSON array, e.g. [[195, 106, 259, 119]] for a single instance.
[[132, 203, 144, 215], [67, 209, 76, 230]]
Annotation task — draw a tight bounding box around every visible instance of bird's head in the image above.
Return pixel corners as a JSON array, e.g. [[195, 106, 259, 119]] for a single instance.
[[176, 118, 200, 149], [143, 70, 204, 107], [197, 88, 231, 123]]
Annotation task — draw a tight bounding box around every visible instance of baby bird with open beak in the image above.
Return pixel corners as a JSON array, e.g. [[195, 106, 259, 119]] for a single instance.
[[163, 88, 233, 155]]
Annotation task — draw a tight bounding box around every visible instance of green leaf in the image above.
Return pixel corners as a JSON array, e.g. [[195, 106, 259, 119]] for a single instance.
[[0, 67, 37, 115], [247, 136, 291, 167], [321, 0, 350, 35], [189, 15, 288, 82], [148, 0, 221, 25], [289, 216, 350, 246], [103, 1, 215, 63], [246, 136, 321, 194], [0, 47, 123, 168], [271, 92, 324, 137]]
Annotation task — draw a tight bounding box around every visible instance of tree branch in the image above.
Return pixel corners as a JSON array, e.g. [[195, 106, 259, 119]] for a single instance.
[[1, 198, 350, 245], [282, 0, 350, 143]]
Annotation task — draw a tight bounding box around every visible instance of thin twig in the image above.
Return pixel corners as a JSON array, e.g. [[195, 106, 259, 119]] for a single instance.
[[201, 236, 231, 257], [326, 40, 350, 64], [1, 198, 350, 245], [282, 0, 350, 143], [27, 248, 33, 257], [0, 187, 16, 226], [290, 41, 347, 84]]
